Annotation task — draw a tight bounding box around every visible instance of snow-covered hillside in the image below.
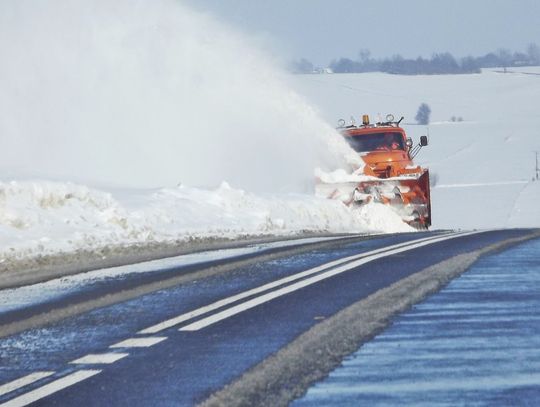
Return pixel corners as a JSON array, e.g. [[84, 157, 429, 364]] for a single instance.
[[291, 67, 540, 229]]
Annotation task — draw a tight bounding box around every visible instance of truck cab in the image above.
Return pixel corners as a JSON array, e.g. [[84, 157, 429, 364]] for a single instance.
[[324, 114, 432, 229]]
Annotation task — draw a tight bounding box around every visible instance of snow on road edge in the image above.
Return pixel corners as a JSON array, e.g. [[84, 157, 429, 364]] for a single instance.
[[0, 180, 412, 271]]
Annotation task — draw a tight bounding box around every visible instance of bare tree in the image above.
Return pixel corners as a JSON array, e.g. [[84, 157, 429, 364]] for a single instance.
[[497, 48, 512, 72], [358, 49, 371, 63]]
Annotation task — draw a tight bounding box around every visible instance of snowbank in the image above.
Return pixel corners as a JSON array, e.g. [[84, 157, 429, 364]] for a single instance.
[[0, 181, 412, 267]]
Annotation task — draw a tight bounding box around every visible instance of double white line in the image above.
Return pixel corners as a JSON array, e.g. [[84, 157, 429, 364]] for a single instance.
[[140, 231, 480, 334], [0, 231, 481, 407]]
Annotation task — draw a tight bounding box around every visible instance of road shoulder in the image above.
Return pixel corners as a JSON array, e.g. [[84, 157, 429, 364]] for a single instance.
[[200, 230, 540, 407]]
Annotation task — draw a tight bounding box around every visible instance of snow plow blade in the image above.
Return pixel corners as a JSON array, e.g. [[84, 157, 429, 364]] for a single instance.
[[317, 113, 432, 229], [316, 170, 431, 229]]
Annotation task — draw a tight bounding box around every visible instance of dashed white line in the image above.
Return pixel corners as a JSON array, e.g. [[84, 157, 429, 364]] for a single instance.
[[110, 337, 167, 348], [0, 338, 164, 404], [0, 231, 483, 405], [180, 231, 481, 331], [0, 370, 101, 407], [0, 372, 55, 397], [139, 233, 458, 334], [70, 353, 129, 365]]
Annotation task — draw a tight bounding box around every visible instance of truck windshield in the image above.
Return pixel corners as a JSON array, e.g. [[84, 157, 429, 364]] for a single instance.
[[345, 132, 405, 152]]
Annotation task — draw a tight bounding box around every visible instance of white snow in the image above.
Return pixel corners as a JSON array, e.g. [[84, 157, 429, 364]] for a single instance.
[[353, 202, 414, 233], [292, 67, 540, 230], [0, 180, 412, 266], [314, 168, 372, 184], [0, 0, 355, 193], [0, 1, 411, 269], [2, 1, 538, 269]]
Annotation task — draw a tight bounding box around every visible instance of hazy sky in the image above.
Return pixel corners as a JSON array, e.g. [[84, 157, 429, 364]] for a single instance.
[[183, 0, 540, 66]]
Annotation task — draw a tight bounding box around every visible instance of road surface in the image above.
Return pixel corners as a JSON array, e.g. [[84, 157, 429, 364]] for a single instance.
[[0, 229, 537, 406], [294, 236, 540, 406]]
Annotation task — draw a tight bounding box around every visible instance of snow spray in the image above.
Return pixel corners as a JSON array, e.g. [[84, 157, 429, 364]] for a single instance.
[[0, 0, 355, 192]]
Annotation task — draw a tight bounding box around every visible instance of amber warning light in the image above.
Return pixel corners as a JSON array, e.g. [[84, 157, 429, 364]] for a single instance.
[[362, 115, 370, 125]]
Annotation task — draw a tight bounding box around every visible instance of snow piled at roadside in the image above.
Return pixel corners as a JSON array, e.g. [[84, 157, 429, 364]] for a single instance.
[[314, 168, 373, 184], [0, 181, 412, 265]]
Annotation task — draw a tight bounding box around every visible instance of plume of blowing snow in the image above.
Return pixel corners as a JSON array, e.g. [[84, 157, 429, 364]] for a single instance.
[[0, 1, 411, 269], [0, 0, 357, 192]]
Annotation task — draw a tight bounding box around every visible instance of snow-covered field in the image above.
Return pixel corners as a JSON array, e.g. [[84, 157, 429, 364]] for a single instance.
[[0, 0, 538, 270], [292, 67, 540, 230], [4, 66, 539, 267]]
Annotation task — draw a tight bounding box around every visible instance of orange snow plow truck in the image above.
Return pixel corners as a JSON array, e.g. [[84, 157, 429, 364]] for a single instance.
[[317, 114, 431, 229]]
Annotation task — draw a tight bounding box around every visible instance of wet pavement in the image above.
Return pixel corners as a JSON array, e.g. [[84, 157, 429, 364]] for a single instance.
[[1, 230, 536, 406], [294, 237, 540, 406]]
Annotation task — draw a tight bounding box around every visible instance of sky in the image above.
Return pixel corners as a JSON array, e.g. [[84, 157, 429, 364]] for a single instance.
[[182, 0, 540, 66]]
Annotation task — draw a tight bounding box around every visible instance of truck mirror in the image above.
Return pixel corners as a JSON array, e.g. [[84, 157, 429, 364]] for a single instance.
[[420, 135, 428, 146], [406, 138, 413, 148]]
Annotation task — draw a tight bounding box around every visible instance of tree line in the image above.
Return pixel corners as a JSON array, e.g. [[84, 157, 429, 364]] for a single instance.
[[290, 43, 540, 75]]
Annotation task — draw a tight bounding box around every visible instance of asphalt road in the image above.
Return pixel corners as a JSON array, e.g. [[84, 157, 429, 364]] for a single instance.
[[294, 236, 540, 406], [0, 229, 537, 406]]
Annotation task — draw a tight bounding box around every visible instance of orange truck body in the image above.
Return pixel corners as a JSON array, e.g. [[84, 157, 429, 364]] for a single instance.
[[317, 117, 431, 229]]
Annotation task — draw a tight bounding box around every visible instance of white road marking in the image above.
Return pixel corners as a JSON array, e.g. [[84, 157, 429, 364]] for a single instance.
[[139, 233, 458, 334], [0, 231, 486, 405], [435, 181, 528, 188], [109, 337, 167, 348], [180, 231, 481, 331], [0, 372, 55, 397], [0, 370, 101, 407], [70, 353, 129, 365]]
